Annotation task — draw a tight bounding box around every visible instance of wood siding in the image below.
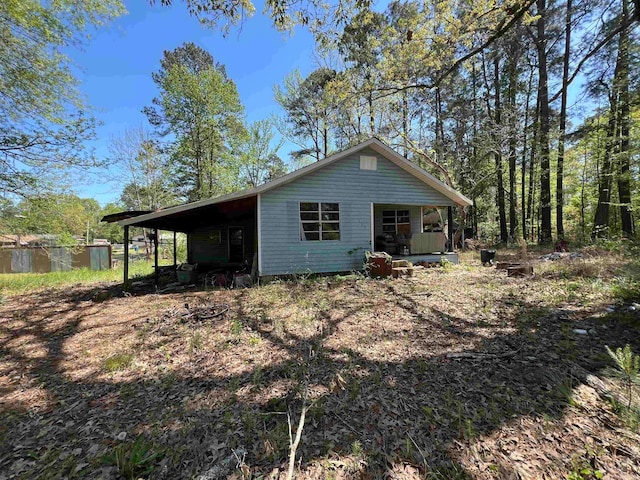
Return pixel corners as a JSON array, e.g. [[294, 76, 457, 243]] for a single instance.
[[188, 217, 256, 266], [259, 148, 454, 275]]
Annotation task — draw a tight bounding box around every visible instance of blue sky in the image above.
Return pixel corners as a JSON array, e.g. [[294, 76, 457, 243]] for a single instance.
[[72, 0, 317, 204]]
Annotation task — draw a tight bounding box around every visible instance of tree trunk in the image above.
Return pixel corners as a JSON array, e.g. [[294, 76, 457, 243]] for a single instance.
[[507, 49, 519, 240], [556, 0, 572, 238], [528, 95, 539, 242], [536, 0, 553, 244], [536, 0, 552, 244], [435, 89, 445, 165], [617, 0, 633, 236], [592, 97, 617, 238], [522, 66, 534, 240], [592, 4, 632, 239], [493, 57, 508, 243]]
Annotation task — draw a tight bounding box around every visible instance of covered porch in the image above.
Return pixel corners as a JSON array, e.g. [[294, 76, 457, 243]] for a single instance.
[[372, 203, 457, 261]]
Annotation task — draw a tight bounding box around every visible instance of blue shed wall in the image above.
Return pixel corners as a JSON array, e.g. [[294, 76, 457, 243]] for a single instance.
[[259, 148, 455, 275]]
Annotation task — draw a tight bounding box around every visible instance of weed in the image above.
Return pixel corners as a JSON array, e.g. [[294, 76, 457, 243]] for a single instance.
[[554, 379, 578, 407], [251, 365, 264, 386], [350, 439, 363, 457], [230, 319, 243, 336], [160, 346, 171, 363], [262, 419, 289, 461], [567, 453, 604, 480], [0, 260, 154, 296], [118, 383, 135, 400], [228, 377, 241, 392], [273, 319, 286, 338], [427, 463, 471, 479], [189, 331, 203, 353], [605, 344, 640, 410], [103, 436, 162, 480], [248, 334, 262, 346], [104, 353, 133, 372], [610, 276, 640, 302], [607, 397, 640, 432], [440, 258, 453, 271], [348, 377, 361, 401], [370, 368, 382, 385], [241, 411, 257, 433]]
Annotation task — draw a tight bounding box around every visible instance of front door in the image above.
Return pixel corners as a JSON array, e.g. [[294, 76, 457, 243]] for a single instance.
[[228, 227, 244, 263]]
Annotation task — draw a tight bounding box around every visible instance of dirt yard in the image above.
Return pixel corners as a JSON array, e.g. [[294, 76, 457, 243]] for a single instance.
[[1, 250, 640, 479]]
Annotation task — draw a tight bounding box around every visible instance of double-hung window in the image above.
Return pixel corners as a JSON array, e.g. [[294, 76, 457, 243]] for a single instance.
[[300, 202, 340, 241]]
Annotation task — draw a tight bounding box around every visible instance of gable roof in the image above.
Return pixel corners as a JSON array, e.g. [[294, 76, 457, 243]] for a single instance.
[[118, 138, 472, 227]]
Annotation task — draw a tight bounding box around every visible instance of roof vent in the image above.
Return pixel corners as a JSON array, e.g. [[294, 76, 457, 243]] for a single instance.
[[360, 155, 377, 171]]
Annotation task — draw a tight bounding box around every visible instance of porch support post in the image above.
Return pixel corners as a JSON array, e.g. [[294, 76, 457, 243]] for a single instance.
[[154, 228, 159, 286], [447, 206, 454, 252], [173, 231, 177, 269], [123, 225, 130, 290]]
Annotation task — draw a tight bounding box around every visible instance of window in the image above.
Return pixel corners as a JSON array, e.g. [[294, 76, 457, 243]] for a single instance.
[[300, 202, 340, 241], [382, 209, 410, 235]]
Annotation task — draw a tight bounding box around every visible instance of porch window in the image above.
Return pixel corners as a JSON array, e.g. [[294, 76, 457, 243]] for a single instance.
[[382, 209, 411, 235], [300, 202, 340, 241]]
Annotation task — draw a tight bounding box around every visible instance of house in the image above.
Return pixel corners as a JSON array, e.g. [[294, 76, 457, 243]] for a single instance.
[[115, 138, 472, 283]]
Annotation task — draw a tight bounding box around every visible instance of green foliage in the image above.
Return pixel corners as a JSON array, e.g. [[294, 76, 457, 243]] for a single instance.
[[610, 276, 640, 302], [230, 319, 243, 336], [144, 42, 246, 201], [0, 261, 153, 296], [606, 344, 640, 410], [110, 126, 179, 211], [0, 0, 125, 197], [104, 353, 134, 372], [235, 119, 287, 188], [189, 332, 203, 353], [274, 68, 337, 162], [103, 436, 162, 480], [440, 257, 453, 271]]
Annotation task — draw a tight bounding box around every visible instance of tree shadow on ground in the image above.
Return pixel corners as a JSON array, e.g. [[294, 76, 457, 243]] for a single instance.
[[1, 276, 640, 479]]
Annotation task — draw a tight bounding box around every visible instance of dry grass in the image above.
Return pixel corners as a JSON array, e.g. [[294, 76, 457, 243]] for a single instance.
[[1, 249, 640, 479]]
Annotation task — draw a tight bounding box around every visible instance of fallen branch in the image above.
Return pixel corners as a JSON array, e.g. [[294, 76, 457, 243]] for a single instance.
[[287, 387, 309, 480], [446, 350, 519, 360]]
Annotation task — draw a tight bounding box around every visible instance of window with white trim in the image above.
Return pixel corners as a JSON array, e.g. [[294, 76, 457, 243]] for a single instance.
[[300, 202, 340, 241], [382, 209, 410, 235]]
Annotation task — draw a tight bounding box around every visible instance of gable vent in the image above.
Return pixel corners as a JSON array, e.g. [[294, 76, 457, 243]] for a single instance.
[[360, 155, 377, 171]]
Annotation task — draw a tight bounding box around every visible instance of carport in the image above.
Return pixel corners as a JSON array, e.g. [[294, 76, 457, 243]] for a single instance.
[[102, 193, 258, 288]]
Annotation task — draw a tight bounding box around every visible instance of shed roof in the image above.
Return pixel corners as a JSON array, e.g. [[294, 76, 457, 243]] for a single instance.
[[118, 138, 472, 229]]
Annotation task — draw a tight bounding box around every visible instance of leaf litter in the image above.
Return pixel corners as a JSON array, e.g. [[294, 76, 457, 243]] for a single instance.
[[0, 250, 639, 478]]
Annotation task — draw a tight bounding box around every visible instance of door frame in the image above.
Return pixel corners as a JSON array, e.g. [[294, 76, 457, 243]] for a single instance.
[[228, 226, 244, 263]]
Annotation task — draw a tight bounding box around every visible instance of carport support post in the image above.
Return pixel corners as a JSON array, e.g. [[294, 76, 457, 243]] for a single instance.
[[154, 228, 159, 286], [173, 231, 177, 269], [123, 225, 130, 290], [447, 206, 454, 252]]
